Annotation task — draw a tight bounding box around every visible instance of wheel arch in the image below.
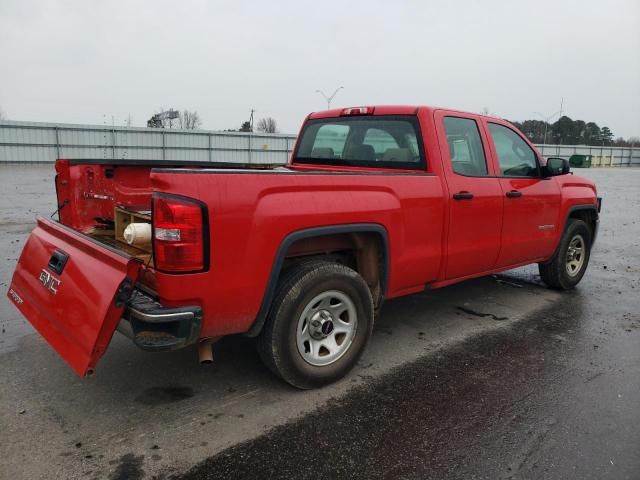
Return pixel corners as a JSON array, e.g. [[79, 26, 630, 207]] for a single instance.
[[245, 223, 389, 337], [546, 204, 598, 263], [566, 204, 599, 243]]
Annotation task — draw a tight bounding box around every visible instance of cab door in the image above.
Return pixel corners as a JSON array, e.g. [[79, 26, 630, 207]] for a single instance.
[[434, 111, 503, 280], [483, 121, 561, 267]]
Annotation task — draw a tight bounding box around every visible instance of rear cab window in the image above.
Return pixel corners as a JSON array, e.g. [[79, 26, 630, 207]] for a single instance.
[[294, 115, 426, 170]]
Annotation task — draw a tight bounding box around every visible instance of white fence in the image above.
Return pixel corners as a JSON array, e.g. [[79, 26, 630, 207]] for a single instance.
[[0, 120, 297, 165], [1, 120, 639, 167], [536, 144, 640, 167]]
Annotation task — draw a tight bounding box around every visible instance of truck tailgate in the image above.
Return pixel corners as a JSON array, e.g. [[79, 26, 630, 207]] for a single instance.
[[7, 217, 141, 376]]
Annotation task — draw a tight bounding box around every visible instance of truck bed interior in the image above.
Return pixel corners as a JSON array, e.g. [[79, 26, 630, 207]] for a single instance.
[[55, 159, 279, 267], [85, 206, 154, 266]]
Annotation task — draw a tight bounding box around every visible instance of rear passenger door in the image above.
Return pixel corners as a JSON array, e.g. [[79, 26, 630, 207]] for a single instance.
[[434, 111, 503, 280], [484, 121, 561, 267]]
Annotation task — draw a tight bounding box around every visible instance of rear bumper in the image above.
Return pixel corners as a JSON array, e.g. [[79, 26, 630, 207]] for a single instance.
[[118, 289, 202, 351]]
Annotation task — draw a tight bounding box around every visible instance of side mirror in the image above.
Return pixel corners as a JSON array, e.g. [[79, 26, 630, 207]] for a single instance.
[[544, 157, 570, 177]]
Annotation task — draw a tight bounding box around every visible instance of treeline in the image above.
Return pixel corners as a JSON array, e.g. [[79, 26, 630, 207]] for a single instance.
[[511, 116, 639, 147], [225, 117, 279, 133]]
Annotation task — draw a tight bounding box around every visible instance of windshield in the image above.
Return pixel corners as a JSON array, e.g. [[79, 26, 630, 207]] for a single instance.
[[294, 115, 425, 170]]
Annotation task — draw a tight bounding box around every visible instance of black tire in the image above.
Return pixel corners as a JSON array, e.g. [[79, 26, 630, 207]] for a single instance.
[[257, 260, 374, 389], [538, 218, 592, 290]]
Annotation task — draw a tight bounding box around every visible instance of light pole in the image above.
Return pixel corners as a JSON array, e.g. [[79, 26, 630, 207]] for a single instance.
[[533, 109, 561, 146], [533, 98, 564, 154], [316, 86, 344, 110]]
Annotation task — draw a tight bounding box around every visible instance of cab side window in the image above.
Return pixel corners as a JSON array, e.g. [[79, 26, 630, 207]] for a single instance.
[[488, 123, 538, 177], [443, 117, 488, 176]]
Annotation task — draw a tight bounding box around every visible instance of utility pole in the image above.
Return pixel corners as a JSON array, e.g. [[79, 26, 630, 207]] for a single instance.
[[316, 86, 344, 109], [557, 97, 564, 155], [559, 97, 563, 119], [246, 109, 255, 164]]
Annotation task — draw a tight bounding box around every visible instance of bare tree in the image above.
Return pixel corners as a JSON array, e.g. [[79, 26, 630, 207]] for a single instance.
[[0, 107, 5, 120], [256, 117, 278, 134], [178, 110, 202, 129]]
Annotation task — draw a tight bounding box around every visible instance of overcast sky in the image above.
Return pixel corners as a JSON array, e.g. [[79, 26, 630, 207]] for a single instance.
[[1, 0, 639, 137]]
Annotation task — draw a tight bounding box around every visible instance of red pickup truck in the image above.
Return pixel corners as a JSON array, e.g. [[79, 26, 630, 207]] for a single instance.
[[7, 105, 600, 388]]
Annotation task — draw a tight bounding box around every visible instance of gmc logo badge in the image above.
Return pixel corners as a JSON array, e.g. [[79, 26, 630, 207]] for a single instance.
[[39, 269, 61, 295]]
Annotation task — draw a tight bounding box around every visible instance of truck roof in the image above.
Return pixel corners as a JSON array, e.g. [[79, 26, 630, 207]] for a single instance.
[[308, 105, 503, 121], [308, 105, 424, 119]]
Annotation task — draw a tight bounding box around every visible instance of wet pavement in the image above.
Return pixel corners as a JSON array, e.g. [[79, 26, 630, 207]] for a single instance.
[[0, 165, 638, 479]]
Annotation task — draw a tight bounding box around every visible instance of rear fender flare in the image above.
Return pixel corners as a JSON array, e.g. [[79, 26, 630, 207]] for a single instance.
[[245, 223, 389, 337]]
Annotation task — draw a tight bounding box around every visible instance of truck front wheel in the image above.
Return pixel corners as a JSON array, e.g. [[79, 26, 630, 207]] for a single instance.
[[538, 218, 592, 290], [257, 260, 374, 389]]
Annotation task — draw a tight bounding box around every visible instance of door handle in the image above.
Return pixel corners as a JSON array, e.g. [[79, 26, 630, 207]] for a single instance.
[[453, 191, 474, 200], [505, 190, 522, 198]]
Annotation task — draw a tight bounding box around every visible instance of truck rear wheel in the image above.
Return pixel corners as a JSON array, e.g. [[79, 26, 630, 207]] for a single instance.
[[257, 260, 374, 389], [538, 218, 592, 290]]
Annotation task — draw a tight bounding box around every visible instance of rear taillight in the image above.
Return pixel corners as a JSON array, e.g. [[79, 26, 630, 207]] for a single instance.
[[152, 194, 208, 273]]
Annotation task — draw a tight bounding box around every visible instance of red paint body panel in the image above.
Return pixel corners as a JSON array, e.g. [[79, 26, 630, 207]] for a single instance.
[[7, 217, 140, 375], [6, 105, 600, 376], [495, 177, 561, 266], [476, 116, 565, 266], [150, 170, 446, 336]]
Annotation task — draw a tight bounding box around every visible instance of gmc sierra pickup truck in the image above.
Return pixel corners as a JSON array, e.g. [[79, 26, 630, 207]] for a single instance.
[[7, 105, 600, 388]]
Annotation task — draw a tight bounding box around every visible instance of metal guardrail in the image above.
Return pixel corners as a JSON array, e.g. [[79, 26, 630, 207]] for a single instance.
[[1, 120, 639, 167]]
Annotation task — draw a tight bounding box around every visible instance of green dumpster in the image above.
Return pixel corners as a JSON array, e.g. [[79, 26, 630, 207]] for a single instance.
[[569, 154, 592, 168]]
